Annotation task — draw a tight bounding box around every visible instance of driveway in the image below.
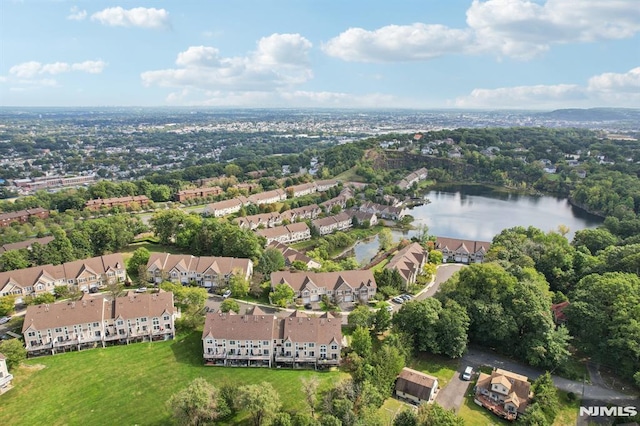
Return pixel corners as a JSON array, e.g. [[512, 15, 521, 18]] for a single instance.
[[436, 369, 472, 412], [417, 263, 465, 299]]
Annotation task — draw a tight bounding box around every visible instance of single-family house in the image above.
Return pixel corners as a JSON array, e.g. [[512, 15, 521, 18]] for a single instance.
[[395, 368, 438, 405], [475, 368, 532, 420]]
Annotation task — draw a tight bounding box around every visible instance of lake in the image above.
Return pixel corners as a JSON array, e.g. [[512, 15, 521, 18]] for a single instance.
[[351, 184, 604, 265]]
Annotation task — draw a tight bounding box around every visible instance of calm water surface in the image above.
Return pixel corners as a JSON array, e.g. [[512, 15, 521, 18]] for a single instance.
[[352, 184, 603, 264]]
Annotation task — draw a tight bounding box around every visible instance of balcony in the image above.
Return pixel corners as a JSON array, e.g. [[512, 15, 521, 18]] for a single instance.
[[0, 374, 13, 388]]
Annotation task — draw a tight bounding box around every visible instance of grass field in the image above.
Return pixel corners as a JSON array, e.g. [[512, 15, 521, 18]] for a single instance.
[[553, 390, 580, 426], [0, 332, 343, 426], [458, 393, 510, 426], [407, 352, 459, 388], [378, 398, 410, 424], [334, 166, 366, 183]]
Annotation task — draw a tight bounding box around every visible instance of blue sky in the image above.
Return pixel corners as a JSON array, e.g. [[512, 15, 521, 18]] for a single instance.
[[1, 0, 639, 109]]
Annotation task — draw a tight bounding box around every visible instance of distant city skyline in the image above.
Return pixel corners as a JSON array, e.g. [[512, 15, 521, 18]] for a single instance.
[[1, 0, 639, 109]]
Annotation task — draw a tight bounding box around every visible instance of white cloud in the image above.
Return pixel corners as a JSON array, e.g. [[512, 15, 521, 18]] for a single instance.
[[324, 0, 640, 62], [323, 23, 472, 62], [453, 67, 640, 108], [5, 60, 107, 90], [9, 61, 43, 78], [67, 6, 87, 21], [71, 60, 108, 74], [90, 7, 170, 29], [141, 33, 313, 93]]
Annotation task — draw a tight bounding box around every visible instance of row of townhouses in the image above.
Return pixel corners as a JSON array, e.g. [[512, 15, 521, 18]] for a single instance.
[[358, 202, 406, 220], [235, 204, 321, 231], [396, 168, 429, 190], [434, 237, 491, 264], [257, 222, 311, 245], [0, 236, 53, 254], [203, 196, 250, 217], [0, 254, 127, 304], [286, 180, 339, 198], [319, 188, 353, 212], [0, 207, 50, 228], [202, 307, 342, 368], [312, 212, 353, 235], [385, 242, 428, 287], [176, 185, 224, 202], [85, 195, 151, 211], [22, 291, 177, 356], [270, 270, 377, 304], [146, 253, 253, 287]]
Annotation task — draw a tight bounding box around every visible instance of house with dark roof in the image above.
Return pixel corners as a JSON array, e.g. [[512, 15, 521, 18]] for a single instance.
[[395, 367, 438, 405], [435, 237, 491, 264], [0, 236, 54, 254], [551, 301, 570, 325], [475, 368, 532, 420]]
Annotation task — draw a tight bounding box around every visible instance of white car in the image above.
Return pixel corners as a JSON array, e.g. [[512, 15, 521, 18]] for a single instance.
[[385, 305, 394, 312], [222, 290, 232, 299], [135, 287, 147, 293], [0, 316, 11, 325]]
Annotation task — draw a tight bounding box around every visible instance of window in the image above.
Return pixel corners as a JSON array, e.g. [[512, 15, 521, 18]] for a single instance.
[[117, 320, 124, 326], [141, 317, 147, 323], [309, 351, 315, 357], [28, 331, 36, 337], [229, 340, 236, 345], [93, 322, 99, 327], [263, 349, 269, 355], [308, 343, 315, 348], [94, 331, 101, 337], [330, 344, 338, 351], [206, 339, 213, 345], [119, 329, 125, 335], [262, 340, 269, 346], [55, 327, 62, 333], [163, 315, 170, 321], [320, 345, 327, 353]]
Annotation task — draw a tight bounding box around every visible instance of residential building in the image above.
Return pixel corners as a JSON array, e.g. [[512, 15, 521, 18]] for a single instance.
[[385, 242, 427, 287], [287, 182, 316, 198], [271, 270, 377, 304], [203, 196, 249, 217], [551, 301, 569, 326], [268, 241, 322, 270], [312, 212, 352, 235], [395, 368, 438, 405], [257, 222, 311, 245], [320, 188, 353, 212], [0, 352, 13, 394], [146, 253, 253, 288], [176, 186, 223, 202], [349, 210, 377, 227], [248, 189, 287, 205], [0, 236, 54, 254], [396, 168, 428, 190], [85, 195, 151, 211], [0, 208, 50, 228], [22, 291, 177, 356], [235, 212, 283, 231], [435, 237, 490, 264], [475, 368, 532, 420], [202, 308, 341, 368], [358, 202, 405, 220], [0, 254, 126, 304]]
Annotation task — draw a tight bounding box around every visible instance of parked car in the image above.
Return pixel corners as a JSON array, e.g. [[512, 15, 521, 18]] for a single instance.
[[385, 304, 394, 312], [392, 297, 404, 304], [462, 366, 473, 381], [304, 303, 313, 310], [400, 294, 412, 301], [0, 316, 11, 325], [135, 287, 147, 293], [222, 290, 232, 299]]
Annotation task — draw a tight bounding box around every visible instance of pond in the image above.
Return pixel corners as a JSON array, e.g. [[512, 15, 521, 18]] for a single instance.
[[351, 184, 604, 265]]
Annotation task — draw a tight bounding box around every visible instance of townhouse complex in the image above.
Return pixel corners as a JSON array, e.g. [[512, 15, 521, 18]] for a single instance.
[[435, 237, 491, 264], [0, 207, 50, 228], [234, 204, 321, 231], [176, 186, 224, 202], [257, 222, 311, 245], [271, 270, 377, 304], [22, 290, 177, 356], [286, 180, 339, 198], [0, 254, 126, 304], [146, 253, 253, 287], [202, 307, 342, 368], [396, 168, 429, 190], [385, 242, 428, 287], [85, 195, 151, 211]]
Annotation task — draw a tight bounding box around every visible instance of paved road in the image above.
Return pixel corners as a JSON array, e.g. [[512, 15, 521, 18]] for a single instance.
[[462, 347, 639, 403], [417, 263, 465, 299]]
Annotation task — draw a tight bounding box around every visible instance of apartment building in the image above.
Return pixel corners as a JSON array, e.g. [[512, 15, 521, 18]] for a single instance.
[[248, 189, 287, 205], [202, 307, 341, 368], [22, 291, 177, 356], [312, 212, 352, 235], [146, 253, 253, 288], [0, 236, 54, 254], [271, 270, 377, 304], [176, 186, 223, 202], [435, 237, 491, 264], [358, 202, 406, 220], [203, 196, 250, 217], [0, 208, 50, 228], [0, 254, 126, 304], [257, 222, 311, 245], [85, 195, 151, 211]]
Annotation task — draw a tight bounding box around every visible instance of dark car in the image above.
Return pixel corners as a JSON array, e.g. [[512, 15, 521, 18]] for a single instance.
[[304, 303, 313, 310]]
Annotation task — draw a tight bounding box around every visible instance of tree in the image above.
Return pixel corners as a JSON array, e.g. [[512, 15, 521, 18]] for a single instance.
[[350, 326, 372, 358], [370, 344, 405, 395], [373, 306, 392, 333], [257, 248, 286, 275], [237, 382, 281, 426], [301, 376, 320, 418], [270, 283, 295, 308], [0, 250, 29, 272], [378, 228, 393, 252], [393, 410, 418, 426], [229, 274, 250, 298], [392, 299, 442, 354], [105, 279, 125, 299], [434, 299, 470, 358], [428, 250, 443, 264], [348, 305, 374, 329], [0, 295, 16, 316], [0, 339, 26, 371], [220, 298, 240, 313], [416, 402, 464, 426], [23, 293, 55, 306], [150, 209, 189, 245], [528, 372, 559, 425], [127, 247, 150, 281], [166, 378, 229, 425]]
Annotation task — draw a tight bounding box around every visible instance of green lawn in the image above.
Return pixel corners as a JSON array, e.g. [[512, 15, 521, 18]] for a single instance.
[[0, 332, 343, 426], [553, 390, 580, 426], [378, 398, 411, 424], [334, 166, 366, 183], [407, 352, 459, 388], [458, 393, 510, 426]]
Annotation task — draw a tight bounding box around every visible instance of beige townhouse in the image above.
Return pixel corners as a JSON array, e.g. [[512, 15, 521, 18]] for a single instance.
[[146, 253, 252, 288], [271, 270, 377, 304]]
